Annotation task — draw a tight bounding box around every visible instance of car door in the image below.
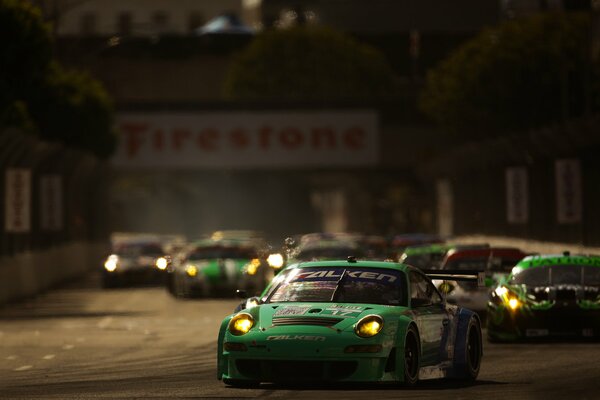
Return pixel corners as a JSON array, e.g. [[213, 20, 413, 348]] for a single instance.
[[409, 270, 450, 366]]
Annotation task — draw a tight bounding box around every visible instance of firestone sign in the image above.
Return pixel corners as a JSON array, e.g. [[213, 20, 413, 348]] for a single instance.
[[113, 111, 379, 169]]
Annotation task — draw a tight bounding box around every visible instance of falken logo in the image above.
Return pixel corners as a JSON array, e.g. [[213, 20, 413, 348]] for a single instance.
[[266, 335, 326, 341]]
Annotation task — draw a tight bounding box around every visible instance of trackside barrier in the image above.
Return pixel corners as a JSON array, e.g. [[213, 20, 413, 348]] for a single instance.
[[0, 128, 110, 305]]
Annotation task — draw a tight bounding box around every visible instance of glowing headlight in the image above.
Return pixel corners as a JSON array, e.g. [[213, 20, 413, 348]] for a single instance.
[[495, 286, 509, 297], [354, 315, 384, 338], [508, 298, 521, 310], [155, 257, 168, 270], [228, 313, 254, 336], [104, 255, 118, 272], [267, 253, 284, 269], [186, 265, 198, 277], [246, 258, 261, 275]]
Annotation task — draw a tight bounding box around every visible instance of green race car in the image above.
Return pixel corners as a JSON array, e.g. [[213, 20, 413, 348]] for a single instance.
[[217, 258, 483, 386], [167, 237, 268, 298], [487, 253, 600, 341]]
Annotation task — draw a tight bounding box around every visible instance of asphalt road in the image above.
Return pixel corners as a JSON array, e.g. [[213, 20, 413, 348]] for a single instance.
[[1, 275, 599, 400]]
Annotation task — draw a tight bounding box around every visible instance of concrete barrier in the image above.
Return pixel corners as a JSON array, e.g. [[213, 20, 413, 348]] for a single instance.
[[0, 241, 109, 306]]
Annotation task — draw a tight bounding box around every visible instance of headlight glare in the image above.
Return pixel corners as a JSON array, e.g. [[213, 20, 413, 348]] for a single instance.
[[267, 253, 284, 269], [155, 257, 168, 270], [186, 265, 198, 277], [104, 255, 118, 272], [354, 315, 384, 338], [228, 313, 254, 336]]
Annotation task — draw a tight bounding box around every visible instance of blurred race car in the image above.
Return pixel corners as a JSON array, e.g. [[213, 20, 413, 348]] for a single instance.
[[167, 236, 268, 297], [399, 243, 455, 269], [102, 237, 169, 288], [389, 233, 445, 260], [217, 258, 483, 386], [487, 253, 600, 341], [287, 232, 364, 263], [436, 247, 527, 312]]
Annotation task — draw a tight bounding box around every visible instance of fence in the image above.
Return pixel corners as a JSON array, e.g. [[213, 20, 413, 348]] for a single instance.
[[0, 128, 110, 304], [425, 116, 600, 246]]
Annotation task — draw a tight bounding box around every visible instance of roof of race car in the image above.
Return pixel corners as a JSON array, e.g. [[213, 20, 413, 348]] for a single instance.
[[285, 259, 409, 272], [514, 254, 600, 269]]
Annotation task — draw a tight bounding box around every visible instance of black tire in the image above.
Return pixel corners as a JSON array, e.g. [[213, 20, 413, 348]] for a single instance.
[[458, 317, 482, 380], [222, 378, 259, 388], [403, 325, 420, 386]]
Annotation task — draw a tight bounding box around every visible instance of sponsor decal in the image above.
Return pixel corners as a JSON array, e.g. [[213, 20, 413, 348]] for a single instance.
[[273, 306, 311, 317], [266, 335, 326, 342], [322, 305, 364, 317], [295, 269, 398, 283]]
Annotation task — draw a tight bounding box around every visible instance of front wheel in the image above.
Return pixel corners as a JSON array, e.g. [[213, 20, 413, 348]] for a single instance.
[[403, 326, 420, 386]]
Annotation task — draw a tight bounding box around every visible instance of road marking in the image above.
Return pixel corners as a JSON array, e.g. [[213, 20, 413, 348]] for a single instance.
[[6, 355, 17, 360], [62, 344, 75, 350], [14, 365, 33, 371], [42, 354, 55, 360], [97, 317, 113, 329]]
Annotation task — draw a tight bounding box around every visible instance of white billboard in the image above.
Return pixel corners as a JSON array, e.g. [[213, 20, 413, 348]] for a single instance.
[[555, 159, 582, 224], [113, 111, 379, 169], [505, 167, 528, 224], [5, 168, 31, 233]]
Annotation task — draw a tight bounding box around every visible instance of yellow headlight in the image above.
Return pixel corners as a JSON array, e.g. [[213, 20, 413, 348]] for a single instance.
[[186, 265, 198, 277], [354, 315, 384, 338], [246, 258, 261, 275], [155, 257, 168, 270], [508, 298, 521, 310], [228, 313, 254, 336]]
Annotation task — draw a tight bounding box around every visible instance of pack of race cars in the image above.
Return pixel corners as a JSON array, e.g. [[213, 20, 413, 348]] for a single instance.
[[101, 231, 600, 385]]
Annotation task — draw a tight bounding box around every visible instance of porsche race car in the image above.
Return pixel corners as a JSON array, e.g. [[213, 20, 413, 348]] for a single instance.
[[217, 258, 483, 386], [487, 253, 600, 341]]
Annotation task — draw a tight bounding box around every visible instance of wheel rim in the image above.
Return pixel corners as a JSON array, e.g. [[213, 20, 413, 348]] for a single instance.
[[405, 334, 418, 379], [467, 326, 480, 370]]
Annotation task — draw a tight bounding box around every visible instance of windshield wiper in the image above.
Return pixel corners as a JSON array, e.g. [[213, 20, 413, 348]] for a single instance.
[[330, 269, 348, 302]]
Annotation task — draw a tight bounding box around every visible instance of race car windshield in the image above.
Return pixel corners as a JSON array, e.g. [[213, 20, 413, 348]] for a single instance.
[[115, 243, 163, 257], [445, 258, 519, 273], [188, 246, 257, 260], [294, 246, 362, 261], [511, 265, 600, 286], [266, 267, 407, 306]]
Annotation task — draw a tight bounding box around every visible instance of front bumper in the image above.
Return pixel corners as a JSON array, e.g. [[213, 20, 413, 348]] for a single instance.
[[487, 303, 600, 340], [220, 328, 394, 383]]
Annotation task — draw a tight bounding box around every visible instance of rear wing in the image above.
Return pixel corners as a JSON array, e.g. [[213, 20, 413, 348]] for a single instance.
[[422, 269, 486, 287]]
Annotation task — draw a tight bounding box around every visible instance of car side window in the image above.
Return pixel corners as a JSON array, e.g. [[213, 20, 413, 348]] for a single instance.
[[410, 271, 443, 306]]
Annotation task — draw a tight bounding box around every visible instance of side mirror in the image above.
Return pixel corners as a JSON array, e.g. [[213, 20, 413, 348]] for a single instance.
[[235, 289, 247, 299]]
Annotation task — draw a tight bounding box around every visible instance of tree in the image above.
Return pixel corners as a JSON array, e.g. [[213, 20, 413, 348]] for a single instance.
[[0, 0, 52, 108], [29, 63, 117, 158], [224, 27, 398, 100], [420, 12, 597, 141]]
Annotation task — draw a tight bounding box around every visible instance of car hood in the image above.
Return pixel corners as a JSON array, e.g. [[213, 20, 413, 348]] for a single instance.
[[248, 302, 408, 332]]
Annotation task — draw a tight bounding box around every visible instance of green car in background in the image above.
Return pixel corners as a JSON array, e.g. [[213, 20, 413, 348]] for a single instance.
[[167, 237, 268, 298], [399, 243, 454, 269], [487, 253, 600, 341], [217, 259, 483, 386]]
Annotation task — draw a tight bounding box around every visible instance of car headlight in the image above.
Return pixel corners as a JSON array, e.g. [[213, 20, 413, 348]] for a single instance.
[[354, 315, 384, 338], [228, 313, 254, 336], [104, 255, 119, 272], [507, 297, 521, 310], [186, 265, 198, 277], [267, 253, 284, 269], [155, 257, 168, 270], [245, 258, 261, 275]]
